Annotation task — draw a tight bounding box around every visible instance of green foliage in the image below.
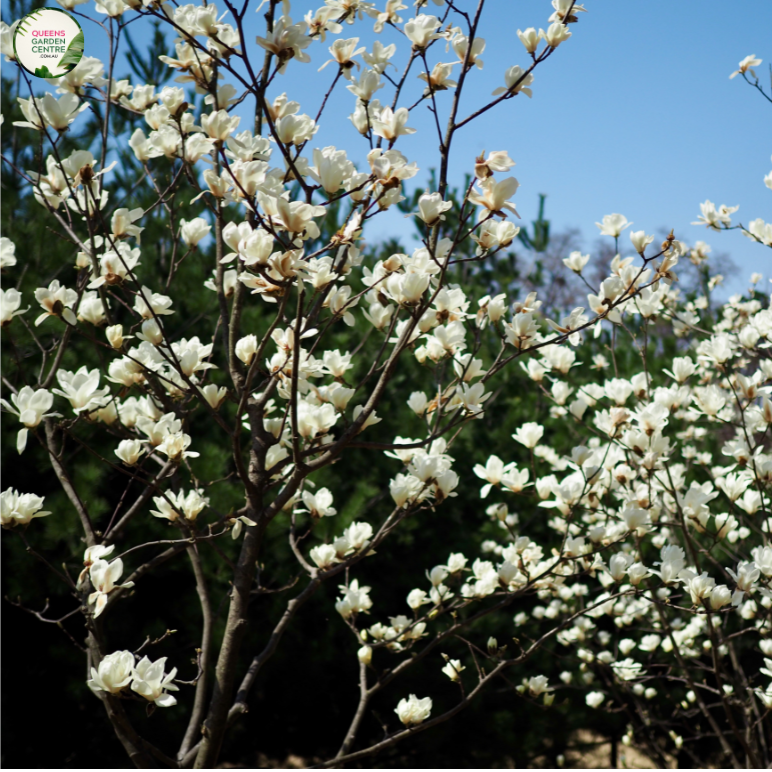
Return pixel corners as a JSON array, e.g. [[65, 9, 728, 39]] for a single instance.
[[518, 192, 550, 253]]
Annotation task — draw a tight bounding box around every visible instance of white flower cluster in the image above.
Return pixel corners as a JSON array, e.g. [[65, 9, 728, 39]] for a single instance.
[[87, 650, 179, 707], [3, 0, 772, 765]]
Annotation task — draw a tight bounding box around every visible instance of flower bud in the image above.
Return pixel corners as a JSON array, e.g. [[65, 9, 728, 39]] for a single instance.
[[106, 324, 125, 349], [235, 334, 258, 365]]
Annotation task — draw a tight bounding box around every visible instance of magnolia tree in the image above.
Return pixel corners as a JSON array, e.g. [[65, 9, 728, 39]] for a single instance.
[[1, 0, 772, 767]]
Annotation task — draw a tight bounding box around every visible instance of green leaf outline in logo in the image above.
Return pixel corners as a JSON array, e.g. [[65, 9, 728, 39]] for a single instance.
[[57, 29, 84, 72], [12, 7, 84, 79]]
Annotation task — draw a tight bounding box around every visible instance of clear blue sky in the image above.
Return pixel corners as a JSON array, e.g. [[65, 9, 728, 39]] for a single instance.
[[7, 0, 771, 295]]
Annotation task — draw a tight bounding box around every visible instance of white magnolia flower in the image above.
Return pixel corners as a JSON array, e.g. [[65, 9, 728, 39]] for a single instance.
[[157, 432, 200, 461], [53, 367, 111, 415], [0, 236, 17, 267], [586, 691, 605, 708], [416, 192, 452, 225], [87, 651, 135, 694], [1, 288, 28, 326], [131, 656, 179, 707], [370, 106, 416, 141], [730, 54, 762, 79], [310, 543, 339, 569], [134, 286, 174, 318], [491, 65, 533, 97], [0, 488, 51, 527], [512, 422, 544, 449], [595, 213, 631, 237], [404, 14, 441, 48], [395, 694, 432, 725], [301, 488, 337, 518], [77, 545, 115, 588], [1, 20, 20, 60], [180, 217, 212, 247], [34, 280, 78, 326], [335, 579, 372, 618], [468, 177, 520, 218], [150, 489, 209, 521], [0, 386, 56, 453], [88, 558, 134, 617], [15, 93, 89, 132], [441, 658, 465, 682], [255, 15, 312, 73], [115, 439, 146, 466]]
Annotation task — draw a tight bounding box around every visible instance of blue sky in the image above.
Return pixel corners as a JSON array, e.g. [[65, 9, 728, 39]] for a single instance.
[[7, 0, 771, 295]]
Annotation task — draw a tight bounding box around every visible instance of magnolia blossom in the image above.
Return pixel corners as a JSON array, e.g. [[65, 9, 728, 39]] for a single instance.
[[541, 22, 571, 48], [335, 579, 372, 618], [730, 54, 762, 79], [563, 251, 589, 272], [394, 694, 432, 726], [372, 0, 406, 33], [416, 192, 452, 225], [0, 387, 56, 453], [319, 37, 365, 76], [441, 658, 466, 681], [1, 288, 28, 326], [255, 15, 312, 73], [468, 177, 520, 218], [229, 513, 258, 540], [418, 62, 457, 93], [513, 422, 544, 449], [0, 488, 51, 527], [87, 651, 135, 695], [14, 93, 89, 132], [310, 544, 339, 569], [491, 65, 534, 97], [744, 218, 772, 247], [150, 489, 209, 521], [692, 200, 739, 230], [115, 439, 145, 466], [88, 558, 134, 617], [586, 691, 605, 708], [310, 146, 355, 194], [53, 368, 111, 415], [301, 488, 337, 518], [0, 20, 19, 60], [157, 432, 200, 461], [34, 280, 78, 326], [362, 40, 396, 73], [404, 14, 441, 48], [134, 286, 174, 318], [0, 236, 16, 267], [595, 213, 631, 237], [517, 27, 540, 54], [370, 107, 415, 141], [180, 217, 212, 247], [76, 545, 115, 588], [630, 230, 654, 254], [346, 69, 383, 102], [131, 656, 179, 707]]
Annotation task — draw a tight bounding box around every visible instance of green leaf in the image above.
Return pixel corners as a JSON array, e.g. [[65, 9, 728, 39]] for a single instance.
[[16, 10, 45, 37], [67, 30, 84, 54], [34, 65, 55, 78], [57, 50, 82, 71], [56, 30, 84, 72]]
